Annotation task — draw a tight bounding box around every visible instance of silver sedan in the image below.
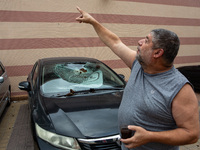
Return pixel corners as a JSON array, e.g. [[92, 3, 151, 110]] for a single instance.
[[0, 61, 11, 118]]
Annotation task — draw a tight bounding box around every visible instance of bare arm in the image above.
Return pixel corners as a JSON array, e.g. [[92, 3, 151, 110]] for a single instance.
[[76, 7, 136, 68], [121, 84, 199, 148]]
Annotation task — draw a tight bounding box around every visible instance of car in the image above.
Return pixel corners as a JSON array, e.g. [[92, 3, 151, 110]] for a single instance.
[[177, 65, 200, 93], [18, 57, 126, 150], [0, 60, 11, 118]]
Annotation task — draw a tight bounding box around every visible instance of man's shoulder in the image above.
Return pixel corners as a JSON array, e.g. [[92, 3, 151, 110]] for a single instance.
[[131, 60, 141, 70]]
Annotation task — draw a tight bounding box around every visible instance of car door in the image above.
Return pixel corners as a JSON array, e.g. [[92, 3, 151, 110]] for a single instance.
[[0, 62, 7, 115], [28, 62, 39, 111]]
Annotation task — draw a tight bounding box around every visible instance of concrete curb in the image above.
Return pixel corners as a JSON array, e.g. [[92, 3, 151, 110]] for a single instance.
[[11, 95, 28, 102]]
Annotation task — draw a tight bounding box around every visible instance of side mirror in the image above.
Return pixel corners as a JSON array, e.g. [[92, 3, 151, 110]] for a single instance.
[[19, 81, 30, 91], [118, 74, 125, 80], [0, 76, 4, 83]]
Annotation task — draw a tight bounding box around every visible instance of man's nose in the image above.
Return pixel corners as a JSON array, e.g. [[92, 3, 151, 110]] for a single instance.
[[138, 39, 145, 46]]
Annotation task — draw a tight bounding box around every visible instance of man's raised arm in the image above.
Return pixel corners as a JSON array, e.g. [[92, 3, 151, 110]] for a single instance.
[[76, 7, 136, 69]]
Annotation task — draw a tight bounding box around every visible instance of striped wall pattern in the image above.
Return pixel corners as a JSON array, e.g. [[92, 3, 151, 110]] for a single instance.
[[0, 0, 200, 98]]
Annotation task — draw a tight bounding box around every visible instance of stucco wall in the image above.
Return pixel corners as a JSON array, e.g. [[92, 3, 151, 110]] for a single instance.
[[0, 0, 200, 98]]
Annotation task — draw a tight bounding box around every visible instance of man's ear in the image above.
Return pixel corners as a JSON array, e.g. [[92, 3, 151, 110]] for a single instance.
[[153, 49, 164, 58]]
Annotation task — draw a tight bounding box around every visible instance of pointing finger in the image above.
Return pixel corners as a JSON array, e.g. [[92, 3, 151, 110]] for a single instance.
[[76, 6, 83, 14]]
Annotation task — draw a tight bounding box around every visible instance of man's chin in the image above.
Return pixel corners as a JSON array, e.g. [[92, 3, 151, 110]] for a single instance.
[[136, 55, 144, 65], [136, 54, 141, 62]]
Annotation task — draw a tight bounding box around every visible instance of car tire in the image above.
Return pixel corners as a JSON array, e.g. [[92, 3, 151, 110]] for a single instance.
[[6, 88, 11, 107]]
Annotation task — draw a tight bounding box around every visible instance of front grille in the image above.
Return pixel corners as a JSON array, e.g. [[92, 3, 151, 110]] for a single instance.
[[79, 141, 121, 150], [78, 135, 121, 150]]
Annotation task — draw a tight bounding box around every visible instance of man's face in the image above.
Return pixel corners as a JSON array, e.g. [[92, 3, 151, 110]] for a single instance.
[[136, 33, 154, 66]]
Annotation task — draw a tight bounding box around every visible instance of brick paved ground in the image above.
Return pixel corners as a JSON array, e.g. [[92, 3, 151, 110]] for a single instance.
[[0, 101, 28, 150], [0, 93, 200, 150], [6, 103, 35, 150]]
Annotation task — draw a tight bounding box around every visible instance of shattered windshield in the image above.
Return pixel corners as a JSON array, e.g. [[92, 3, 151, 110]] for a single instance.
[[41, 61, 124, 96]]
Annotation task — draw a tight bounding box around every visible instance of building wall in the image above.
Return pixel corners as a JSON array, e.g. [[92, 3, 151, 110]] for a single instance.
[[0, 0, 200, 98]]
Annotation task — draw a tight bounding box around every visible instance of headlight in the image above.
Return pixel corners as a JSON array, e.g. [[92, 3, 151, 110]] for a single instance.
[[35, 123, 81, 150]]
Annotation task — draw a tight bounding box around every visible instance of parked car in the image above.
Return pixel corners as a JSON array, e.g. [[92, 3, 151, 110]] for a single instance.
[[0, 61, 11, 118], [19, 57, 126, 150], [177, 65, 200, 93]]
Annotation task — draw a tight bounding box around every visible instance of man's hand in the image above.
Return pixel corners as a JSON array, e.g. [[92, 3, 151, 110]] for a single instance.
[[76, 7, 96, 24], [120, 125, 151, 149]]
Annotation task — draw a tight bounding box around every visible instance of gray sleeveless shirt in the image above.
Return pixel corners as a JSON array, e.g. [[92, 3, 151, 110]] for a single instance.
[[118, 60, 190, 150]]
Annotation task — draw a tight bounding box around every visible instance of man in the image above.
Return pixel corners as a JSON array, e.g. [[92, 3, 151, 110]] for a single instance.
[[76, 7, 199, 150]]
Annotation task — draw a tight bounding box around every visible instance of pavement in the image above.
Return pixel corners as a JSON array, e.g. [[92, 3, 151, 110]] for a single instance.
[[0, 93, 200, 150], [0, 100, 27, 150]]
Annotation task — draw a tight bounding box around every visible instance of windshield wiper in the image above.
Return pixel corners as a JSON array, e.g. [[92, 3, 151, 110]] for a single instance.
[[55, 87, 124, 97], [90, 87, 123, 91]]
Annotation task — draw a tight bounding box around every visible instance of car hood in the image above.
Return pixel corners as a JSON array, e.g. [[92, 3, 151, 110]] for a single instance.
[[42, 91, 122, 138]]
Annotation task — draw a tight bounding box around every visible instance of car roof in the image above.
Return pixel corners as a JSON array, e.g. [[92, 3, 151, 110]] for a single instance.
[[38, 57, 101, 65]]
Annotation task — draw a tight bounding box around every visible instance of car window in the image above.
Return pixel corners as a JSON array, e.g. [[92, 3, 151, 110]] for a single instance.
[[0, 64, 5, 76], [41, 62, 124, 95]]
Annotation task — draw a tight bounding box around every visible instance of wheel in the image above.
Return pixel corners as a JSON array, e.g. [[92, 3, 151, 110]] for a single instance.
[[6, 89, 11, 107]]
